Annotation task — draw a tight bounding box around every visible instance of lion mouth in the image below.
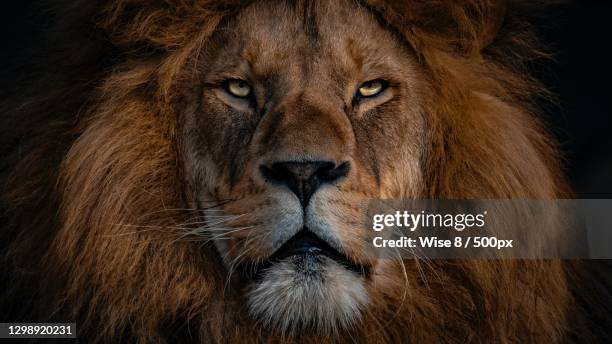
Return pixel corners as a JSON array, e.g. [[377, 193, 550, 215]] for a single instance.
[[243, 230, 368, 280]]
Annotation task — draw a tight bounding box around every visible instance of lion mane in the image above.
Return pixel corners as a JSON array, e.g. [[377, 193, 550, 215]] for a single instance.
[[0, 0, 609, 343]]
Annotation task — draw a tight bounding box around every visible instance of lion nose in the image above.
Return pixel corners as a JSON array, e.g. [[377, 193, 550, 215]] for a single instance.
[[260, 161, 349, 207]]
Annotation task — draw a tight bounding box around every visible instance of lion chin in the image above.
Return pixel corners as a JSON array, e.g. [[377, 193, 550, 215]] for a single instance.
[[246, 253, 369, 334]]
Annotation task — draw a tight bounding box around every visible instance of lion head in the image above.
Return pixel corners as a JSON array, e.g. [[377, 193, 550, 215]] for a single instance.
[[178, 1, 429, 332], [1, 0, 580, 342]]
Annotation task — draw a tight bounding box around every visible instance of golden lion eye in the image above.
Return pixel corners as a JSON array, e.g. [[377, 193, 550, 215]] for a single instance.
[[358, 80, 385, 98], [226, 79, 251, 98]]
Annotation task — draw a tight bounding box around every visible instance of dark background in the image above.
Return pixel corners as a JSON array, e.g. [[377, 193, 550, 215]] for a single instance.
[[1, 1, 610, 198]]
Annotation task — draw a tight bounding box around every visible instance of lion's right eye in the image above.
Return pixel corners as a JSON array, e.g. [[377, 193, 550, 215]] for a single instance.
[[224, 79, 252, 98]]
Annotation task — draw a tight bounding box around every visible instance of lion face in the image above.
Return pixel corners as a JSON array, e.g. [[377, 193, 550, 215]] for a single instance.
[[178, 0, 425, 333]]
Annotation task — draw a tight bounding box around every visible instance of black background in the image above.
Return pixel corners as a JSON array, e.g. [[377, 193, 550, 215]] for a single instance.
[[1, 1, 610, 197]]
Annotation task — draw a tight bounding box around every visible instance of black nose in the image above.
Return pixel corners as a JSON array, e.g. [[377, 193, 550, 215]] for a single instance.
[[260, 161, 349, 206]]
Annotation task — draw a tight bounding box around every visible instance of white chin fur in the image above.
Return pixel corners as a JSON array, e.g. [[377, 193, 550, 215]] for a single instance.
[[246, 256, 369, 334]]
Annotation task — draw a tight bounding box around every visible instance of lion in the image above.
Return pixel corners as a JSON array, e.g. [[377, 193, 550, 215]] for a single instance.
[[0, 0, 609, 342]]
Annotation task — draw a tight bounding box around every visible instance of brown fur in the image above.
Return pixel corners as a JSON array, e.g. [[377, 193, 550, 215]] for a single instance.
[[0, 0, 602, 343]]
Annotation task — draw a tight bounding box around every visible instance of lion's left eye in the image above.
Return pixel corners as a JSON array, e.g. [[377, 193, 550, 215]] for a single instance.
[[224, 79, 252, 98], [358, 80, 386, 98]]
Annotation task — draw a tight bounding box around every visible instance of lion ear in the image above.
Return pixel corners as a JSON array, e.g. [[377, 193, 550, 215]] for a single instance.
[[364, 0, 507, 56], [95, 1, 252, 52]]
